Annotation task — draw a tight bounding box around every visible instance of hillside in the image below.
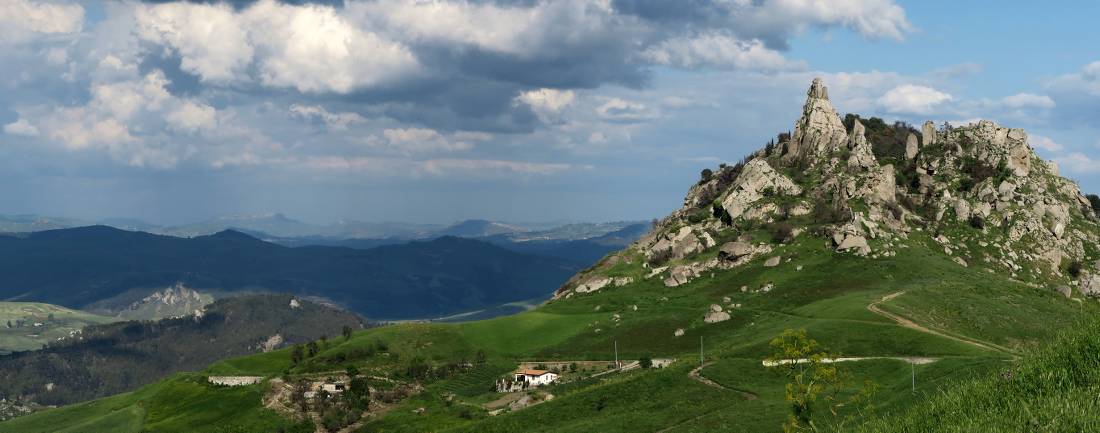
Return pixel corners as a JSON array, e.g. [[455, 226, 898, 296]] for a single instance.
[[0, 303, 118, 354], [0, 229, 581, 319], [6, 78, 1099, 433], [0, 294, 364, 408]]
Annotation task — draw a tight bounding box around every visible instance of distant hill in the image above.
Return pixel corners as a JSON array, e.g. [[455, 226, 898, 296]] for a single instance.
[[433, 219, 526, 238], [0, 294, 363, 407], [0, 303, 118, 354], [0, 227, 580, 319]]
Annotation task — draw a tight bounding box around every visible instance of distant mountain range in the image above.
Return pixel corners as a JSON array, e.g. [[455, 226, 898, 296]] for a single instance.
[[0, 226, 588, 320], [0, 213, 647, 244]]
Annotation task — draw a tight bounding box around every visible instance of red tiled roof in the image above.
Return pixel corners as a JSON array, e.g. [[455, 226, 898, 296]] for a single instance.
[[515, 369, 552, 376]]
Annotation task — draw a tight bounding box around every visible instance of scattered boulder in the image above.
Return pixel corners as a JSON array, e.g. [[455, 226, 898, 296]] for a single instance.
[[764, 256, 781, 267], [674, 328, 685, 337], [718, 241, 753, 261], [704, 311, 731, 324], [836, 234, 870, 254], [1055, 285, 1072, 299], [710, 304, 723, 313]]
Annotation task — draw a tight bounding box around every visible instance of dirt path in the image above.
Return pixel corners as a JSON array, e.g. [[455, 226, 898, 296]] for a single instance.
[[687, 362, 756, 400], [867, 291, 1010, 354]]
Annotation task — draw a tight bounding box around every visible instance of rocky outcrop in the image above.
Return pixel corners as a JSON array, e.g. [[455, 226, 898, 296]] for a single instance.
[[847, 120, 877, 169], [719, 159, 802, 220], [784, 78, 848, 163], [922, 121, 937, 146], [905, 133, 919, 160]]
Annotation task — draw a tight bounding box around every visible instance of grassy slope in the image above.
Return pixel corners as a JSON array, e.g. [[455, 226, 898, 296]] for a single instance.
[[5, 230, 1095, 432], [858, 318, 1100, 433], [0, 302, 118, 354]]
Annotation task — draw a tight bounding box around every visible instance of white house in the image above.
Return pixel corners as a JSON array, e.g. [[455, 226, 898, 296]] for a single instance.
[[513, 369, 558, 387]]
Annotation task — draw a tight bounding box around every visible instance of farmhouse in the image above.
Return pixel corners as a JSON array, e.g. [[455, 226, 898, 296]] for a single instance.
[[513, 369, 558, 386]]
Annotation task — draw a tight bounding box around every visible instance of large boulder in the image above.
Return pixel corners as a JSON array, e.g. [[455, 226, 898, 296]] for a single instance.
[[905, 133, 919, 160], [847, 119, 877, 169], [704, 311, 731, 324], [718, 241, 753, 261]]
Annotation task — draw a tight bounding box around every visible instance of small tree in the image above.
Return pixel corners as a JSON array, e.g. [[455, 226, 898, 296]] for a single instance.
[[342, 326, 353, 341], [700, 168, 714, 183], [639, 356, 653, 369], [307, 341, 320, 357], [765, 329, 877, 432], [1068, 260, 1084, 278], [1088, 194, 1100, 216]]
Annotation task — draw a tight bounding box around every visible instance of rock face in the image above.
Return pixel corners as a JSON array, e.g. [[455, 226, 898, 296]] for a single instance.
[[905, 133, 919, 160], [922, 121, 937, 146], [720, 159, 802, 220], [784, 78, 848, 163]]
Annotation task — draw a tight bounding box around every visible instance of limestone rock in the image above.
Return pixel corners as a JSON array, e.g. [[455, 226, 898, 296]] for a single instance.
[[998, 181, 1016, 202], [710, 304, 723, 313], [704, 311, 731, 324], [954, 199, 971, 222], [784, 78, 848, 163], [674, 328, 685, 337], [718, 241, 753, 260], [922, 121, 937, 146], [1080, 274, 1100, 297], [905, 133, 919, 160], [720, 158, 802, 220], [575, 277, 612, 294], [847, 119, 877, 169], [764, 256, 781, 267], [837, 234, 870, 254], [1055, 285, 1072, 299]]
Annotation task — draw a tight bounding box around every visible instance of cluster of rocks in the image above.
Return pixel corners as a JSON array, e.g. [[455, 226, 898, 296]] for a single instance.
[[553, 76, 1099, 301]]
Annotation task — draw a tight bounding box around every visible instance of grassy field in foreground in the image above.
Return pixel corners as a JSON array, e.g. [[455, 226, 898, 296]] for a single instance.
[[0, 302, 118, 354], [859, 319, 1100, 433]]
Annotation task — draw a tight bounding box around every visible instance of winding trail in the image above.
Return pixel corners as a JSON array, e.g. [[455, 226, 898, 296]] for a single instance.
[[867, 291, 1011, 354], [687, 362, 757, 400]]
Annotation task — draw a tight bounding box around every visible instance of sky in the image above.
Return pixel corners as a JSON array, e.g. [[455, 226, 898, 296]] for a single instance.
[[1, 0, 1099, 226]]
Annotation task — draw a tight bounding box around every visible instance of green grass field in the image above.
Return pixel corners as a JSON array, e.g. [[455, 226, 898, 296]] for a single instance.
[[0, 302, 118, 354], [5, 228, 1097, 432]]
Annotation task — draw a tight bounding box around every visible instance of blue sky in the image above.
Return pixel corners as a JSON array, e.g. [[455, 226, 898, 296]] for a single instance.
[[1, 0, 1098, 226]]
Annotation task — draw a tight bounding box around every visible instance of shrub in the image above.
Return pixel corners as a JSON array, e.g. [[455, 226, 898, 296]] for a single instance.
[[686, 209, 708, 224], [968, 215, 985, 230], [1088, 194, 1100, 216], [647, 248, 674, 267], [770, 222, 794, 244], [1068, 261, 1083, 279], [699, 168, 714, 183], [639, 356, 653, 369]]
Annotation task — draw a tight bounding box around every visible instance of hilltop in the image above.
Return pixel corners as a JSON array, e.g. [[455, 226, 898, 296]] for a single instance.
[[5, 79, 1099, 433]]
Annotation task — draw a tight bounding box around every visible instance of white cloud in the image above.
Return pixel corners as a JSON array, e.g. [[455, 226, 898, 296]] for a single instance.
[[515, 88, 576, 123], [642, 33, 803, 71], [365, 128, 476, 155], [3, 118, 39, 137], [596, 98, 657, 122], [876, 84, 953, 115], [1030, 135, 1064, 152], [133, 0, 419, 92], [1053, 152, 1100, 174], [289, 104, 366, 130], [1001, 93, 1055, 109], [134, 2, 253, 83], [742, 0, 912, 41], [0, 0, 84, 41], [166, 100, 218, 133]]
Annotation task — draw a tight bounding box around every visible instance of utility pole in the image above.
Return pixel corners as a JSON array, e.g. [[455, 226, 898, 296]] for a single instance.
[[614, 340, 619, 369], [699, 336, 704, 366]]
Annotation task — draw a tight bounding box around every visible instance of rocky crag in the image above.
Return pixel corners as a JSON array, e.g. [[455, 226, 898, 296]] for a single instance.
[[556, 78, 1100, 301]]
